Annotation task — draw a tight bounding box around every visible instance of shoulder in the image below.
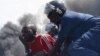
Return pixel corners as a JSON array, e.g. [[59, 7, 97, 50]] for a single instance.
[[60, 11, 94, 23], [64, 10, 93, 18], [63, 11, 86, 19]]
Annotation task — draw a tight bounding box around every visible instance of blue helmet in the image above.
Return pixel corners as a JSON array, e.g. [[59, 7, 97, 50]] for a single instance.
[[45, 1, 66, 17]]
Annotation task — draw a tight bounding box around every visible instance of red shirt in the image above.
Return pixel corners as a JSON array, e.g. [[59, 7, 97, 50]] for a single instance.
[[26, 33, 55, 55]]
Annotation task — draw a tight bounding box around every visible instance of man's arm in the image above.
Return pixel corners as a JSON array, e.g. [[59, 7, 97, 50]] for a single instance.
[[19, 35, 33, 56], [68, 33, 99, 56], [47, 36, 65, 56]]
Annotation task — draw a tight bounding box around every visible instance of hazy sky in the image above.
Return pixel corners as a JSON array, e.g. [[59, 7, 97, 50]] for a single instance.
[[0, 0, 53, 28]]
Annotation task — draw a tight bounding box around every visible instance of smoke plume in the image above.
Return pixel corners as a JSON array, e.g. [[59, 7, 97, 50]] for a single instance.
[[19, 14, 37, 26], [0, 22, 25, 56]]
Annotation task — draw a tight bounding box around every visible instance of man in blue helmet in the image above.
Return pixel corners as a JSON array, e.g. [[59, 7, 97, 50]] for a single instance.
[[45, 23, 58, 40], [44, 1, 100, 56]]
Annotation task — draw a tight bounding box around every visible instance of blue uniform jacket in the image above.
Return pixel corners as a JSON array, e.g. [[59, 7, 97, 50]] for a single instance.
[[58, 11, 100, 56]]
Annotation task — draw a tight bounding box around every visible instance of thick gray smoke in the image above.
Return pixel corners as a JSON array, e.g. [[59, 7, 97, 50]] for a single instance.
[[65, 0, 100, 16], [18, 13, 48, 33], [0, 13, 48, 56], [19, 14, 37, 26], [0, 22, 25, 56]]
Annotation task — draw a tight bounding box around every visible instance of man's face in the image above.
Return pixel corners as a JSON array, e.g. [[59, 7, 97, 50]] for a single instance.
[[22, 27, 36, 42], [47, 10, 59, 24]]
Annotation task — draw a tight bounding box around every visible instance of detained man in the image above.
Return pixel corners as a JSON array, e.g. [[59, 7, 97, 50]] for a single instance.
[[19, 24, 55, 56]]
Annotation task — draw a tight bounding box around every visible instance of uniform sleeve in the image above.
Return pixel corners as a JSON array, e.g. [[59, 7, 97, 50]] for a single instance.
[[68, 31, 99, 56], [58, 17, 71, 38], [58, 17, 80, 38], [58, 11, 87, 38]]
